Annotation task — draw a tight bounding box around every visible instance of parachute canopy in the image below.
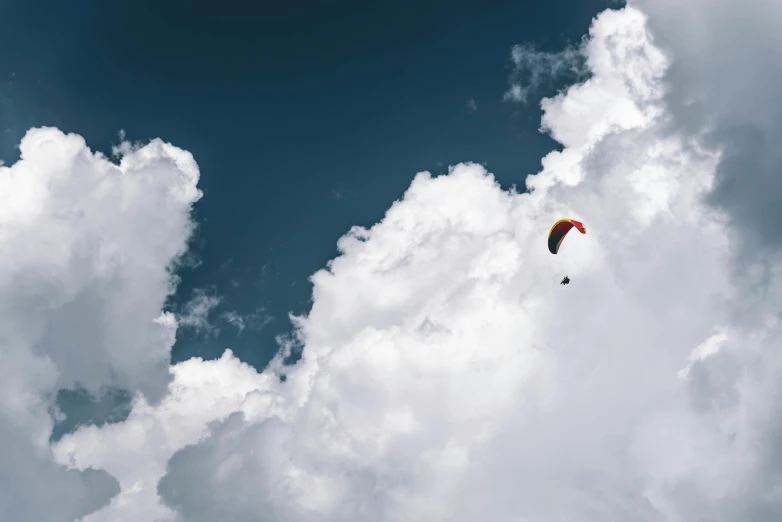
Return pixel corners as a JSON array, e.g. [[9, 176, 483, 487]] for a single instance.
[[548, 218, 586, 254]]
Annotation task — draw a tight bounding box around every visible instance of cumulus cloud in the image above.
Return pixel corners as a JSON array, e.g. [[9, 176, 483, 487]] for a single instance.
[[0, 128, 201, 520], [629, 0, 782, 258], [55, 351, 277, 522], [18, 3, 782, 522], [0, 417, 120, 522], [136, 6, 774, 520]]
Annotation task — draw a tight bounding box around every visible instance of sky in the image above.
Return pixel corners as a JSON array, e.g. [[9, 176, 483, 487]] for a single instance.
[[0, 0, 607, 372], [3, 0, 782, 521]]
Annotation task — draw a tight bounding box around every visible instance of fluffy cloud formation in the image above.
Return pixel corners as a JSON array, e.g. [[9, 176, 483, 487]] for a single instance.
[[51, 4, 782, 521], [55, 351, 276, 521], [0, 128, 201, 520], [629, 0, 782, 256], [15, 3, 782, 522]]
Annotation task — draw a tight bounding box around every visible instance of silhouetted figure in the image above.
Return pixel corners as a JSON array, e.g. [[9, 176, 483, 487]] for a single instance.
[[560, 275, 570, 285]]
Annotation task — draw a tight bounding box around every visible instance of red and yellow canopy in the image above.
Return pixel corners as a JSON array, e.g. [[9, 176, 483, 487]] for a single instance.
[[547, 219, 586, 254]]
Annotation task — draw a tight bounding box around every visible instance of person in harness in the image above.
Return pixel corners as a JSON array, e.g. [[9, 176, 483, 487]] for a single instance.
[[548, 218, 586, 289]]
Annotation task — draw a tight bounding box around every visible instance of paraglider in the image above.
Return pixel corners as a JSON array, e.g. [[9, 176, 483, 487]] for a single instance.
[[548, 218, 586, 254], [548, 218, 586, 285]]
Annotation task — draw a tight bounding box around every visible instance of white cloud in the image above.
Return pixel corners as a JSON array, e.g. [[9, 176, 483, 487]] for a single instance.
[[629, 0, 782, 257], [54, 351, 278, 522], [133, 6, 773, 520], [47, 5, 782, 521], [466, 98, 477, 113], [11, 3, 782, 522], [677, 329, 728, 380], [0, 128, 202, 399], [0, 127, 201, 520]]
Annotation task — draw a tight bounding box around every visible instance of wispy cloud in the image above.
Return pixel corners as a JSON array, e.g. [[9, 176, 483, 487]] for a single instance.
[[177, 288, 222, 336], [220, 309, 273, 335], [218, 257, 233, 272], [466, 98, 477, 113], [504, 41, 588, 104]]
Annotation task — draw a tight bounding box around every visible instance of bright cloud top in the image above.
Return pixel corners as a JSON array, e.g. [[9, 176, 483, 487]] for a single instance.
[[0, 129, 201, 520], [5, 3, 782, 522], [631, 0, 782, 257]]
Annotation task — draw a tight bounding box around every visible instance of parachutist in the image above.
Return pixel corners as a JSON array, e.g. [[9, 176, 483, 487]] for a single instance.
[[548, 218, 584, 288]]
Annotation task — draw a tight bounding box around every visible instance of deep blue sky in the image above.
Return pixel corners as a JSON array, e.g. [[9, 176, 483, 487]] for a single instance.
[[0, 0, 614, 374]]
